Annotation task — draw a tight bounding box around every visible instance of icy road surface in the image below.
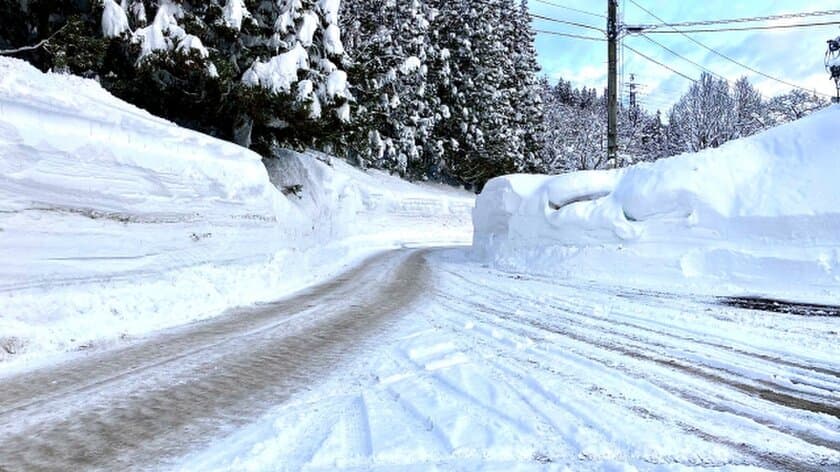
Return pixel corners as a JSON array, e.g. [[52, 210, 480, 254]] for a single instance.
[[2, 249, 839, 471]]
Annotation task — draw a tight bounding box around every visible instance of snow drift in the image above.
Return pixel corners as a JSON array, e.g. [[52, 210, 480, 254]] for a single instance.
[[474, 105, 840, 301], [0, 58, 473, 369]]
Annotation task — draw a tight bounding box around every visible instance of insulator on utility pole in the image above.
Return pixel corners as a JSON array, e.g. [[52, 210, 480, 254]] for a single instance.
[[828, 37, 840, 103], [607, 0, 619, 168]]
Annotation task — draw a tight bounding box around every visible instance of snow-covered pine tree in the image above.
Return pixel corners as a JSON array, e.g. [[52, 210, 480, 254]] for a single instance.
[[507, 0, 546, 173], [237, 0, 352, 153], [4, 0, 352, 156], [6, 0, 549, 184], [96, 1, 225, 137], [0, 1, 113, 78], [427, 0, 484, 186], [427, 0, 543, 188], [340, 0, 440, 178]]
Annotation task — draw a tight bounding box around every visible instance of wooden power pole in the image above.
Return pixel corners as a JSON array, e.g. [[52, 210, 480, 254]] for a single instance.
[[607, 0, 619, 167]]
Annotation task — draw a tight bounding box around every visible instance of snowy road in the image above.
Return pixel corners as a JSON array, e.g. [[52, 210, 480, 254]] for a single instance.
[[1, 249, 839, 471], [0, 249, 431, 470]]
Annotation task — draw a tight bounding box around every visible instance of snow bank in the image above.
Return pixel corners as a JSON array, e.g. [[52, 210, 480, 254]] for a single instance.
[[474, 105, 840, 301], [0, 58, 285, 218], [0, 58, 473, 369], [266, 149, 474, 247]]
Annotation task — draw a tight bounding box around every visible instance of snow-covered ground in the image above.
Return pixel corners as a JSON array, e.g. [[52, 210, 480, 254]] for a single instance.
[[181, 249, 839, 471], [0, 57, 473, 369], [3, 56, 839, 472], [474, 105, 840, 304]]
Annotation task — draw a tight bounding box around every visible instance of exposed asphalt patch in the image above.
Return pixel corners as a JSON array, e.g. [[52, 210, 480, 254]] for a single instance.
[[720, 296, 840, 317]]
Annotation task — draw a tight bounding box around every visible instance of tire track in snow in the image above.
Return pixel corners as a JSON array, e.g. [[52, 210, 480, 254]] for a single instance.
[[453, 269, 840, 381], [439, 268, 840, 404], [0, 249, 413, 416], [435, 285, 840, 422], [438, 292, 840, 448], [426, 300, 764, 467], [429, 295, 839, 471], [549, 294, 840, 381], [0, 249, 432, 471], [391, 344, 532, 434], [427, 272, 840, 470]]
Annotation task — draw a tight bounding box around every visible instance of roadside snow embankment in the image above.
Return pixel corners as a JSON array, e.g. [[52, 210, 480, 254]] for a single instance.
[[0, 58, 473, 368], [474, 105, 840, 301]]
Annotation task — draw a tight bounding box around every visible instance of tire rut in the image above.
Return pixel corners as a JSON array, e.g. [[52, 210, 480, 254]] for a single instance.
[[0, 249, 432, 471], [0, 250, 397, 415], [435, 280, 840, 410], [446, 269, 840, 380], [432, 293, 840, 457], [430, 296, 837, 472]]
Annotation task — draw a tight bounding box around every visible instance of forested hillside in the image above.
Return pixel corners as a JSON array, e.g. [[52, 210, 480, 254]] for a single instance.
[[539, 73, 829, 172], [0, 1, 828, 188], [0, 0, 543, 188]]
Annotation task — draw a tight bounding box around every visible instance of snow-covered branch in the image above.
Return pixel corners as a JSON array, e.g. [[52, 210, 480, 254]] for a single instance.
[[0, 24, 69, 56]]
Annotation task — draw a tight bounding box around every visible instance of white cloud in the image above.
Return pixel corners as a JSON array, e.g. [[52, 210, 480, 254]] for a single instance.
[[532, 0, 840, 111], [551, 64, 607, 89]]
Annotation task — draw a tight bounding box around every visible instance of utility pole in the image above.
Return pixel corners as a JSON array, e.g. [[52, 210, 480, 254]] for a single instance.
[[607, 0, 619, 167]]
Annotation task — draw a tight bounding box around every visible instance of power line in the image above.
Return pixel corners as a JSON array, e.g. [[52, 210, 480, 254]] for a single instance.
[[637, 34, 780, 104], [532, 0, 606, 19], [623, 44, 696, 82], [635, 34, 771, 100], [470, 0, 605, 32], [644, 20, 840, 34], [627, 0, 833, 99], [623, 46, 739, 112], [535, 29, 606, 41], [530, 12, 605, 32], [637, 34, 728, 82], [638, 9, 840, 29]]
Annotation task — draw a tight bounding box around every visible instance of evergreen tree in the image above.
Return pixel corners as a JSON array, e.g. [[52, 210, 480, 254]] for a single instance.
[[428, 0, 544, 188], [509, 0, 546, 172], [237, 0, 352, 153], [340, 0, 440, 178], [1, 0, 351, 156], [4, 0, 549, 187]]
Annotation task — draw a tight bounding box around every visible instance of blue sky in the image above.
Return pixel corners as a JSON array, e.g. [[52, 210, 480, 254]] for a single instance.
[[530, 0, 840, 111]]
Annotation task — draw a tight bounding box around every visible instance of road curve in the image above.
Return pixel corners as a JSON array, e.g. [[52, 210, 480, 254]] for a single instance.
[[2, 247, 839, 471], [0, 248, 432, 471]]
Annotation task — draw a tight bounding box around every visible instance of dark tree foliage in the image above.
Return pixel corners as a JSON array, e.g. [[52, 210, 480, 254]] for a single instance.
[[2, 0, 546, 190]]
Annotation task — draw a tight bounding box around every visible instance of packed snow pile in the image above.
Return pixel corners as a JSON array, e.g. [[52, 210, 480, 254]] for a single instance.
[[474, 105, 840, 301], [265, 149, 473, 247], [0, 58, 286, 219], [0, 58, 472, 369]]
